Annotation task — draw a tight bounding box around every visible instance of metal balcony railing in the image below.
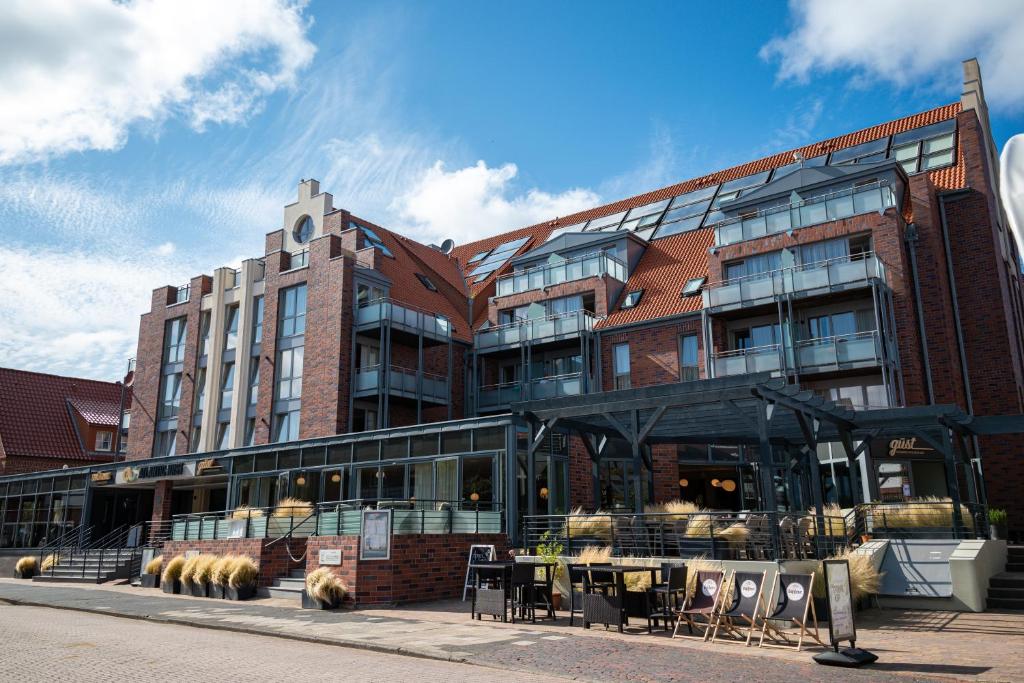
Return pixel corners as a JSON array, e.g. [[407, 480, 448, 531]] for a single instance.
[[702, 253, 888, 311], [475, 309, 597, 352], [354, 364, 450, 403], [713, 180, 897, 247], [713, 330, 884, 378], [289, 249, 309, 269], [496, 251, 627, 297], [356, 297, 452, 339], [477, 372, 584, 410], [173, 284, 190, 304]]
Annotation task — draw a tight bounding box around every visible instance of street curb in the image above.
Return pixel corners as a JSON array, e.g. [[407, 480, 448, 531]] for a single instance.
[[0, 595, 470, 665]]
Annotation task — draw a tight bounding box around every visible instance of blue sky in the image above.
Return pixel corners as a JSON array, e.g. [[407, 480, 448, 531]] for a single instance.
[[1, 0, 1023, 381]]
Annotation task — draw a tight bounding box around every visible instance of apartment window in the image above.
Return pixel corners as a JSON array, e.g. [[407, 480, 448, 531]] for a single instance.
[[807, 312, 859, 339], [164, 318, 187, 364], [724, 252, 782, 281], [680, 335, 699, 382], [735, 324, 781, 349], [681, 277, 705, 297], [158, 373, 182, 419], [356, 283, 386, 306], [499, 305, 530, 325], [276, 347, 303, 399], [220, 362, 235, 410], [549, 294, 583, 315], [279, 284, 307, 338], [189, 426, 203, 453], [273, 410, 300, 442], [198, 312, 211, 357], [244, 418, 256, 446], [154, 430, 176, 458], [248, 362, 260, 405], [94, 431, 113, 452], [621, 290, 643, 310], [415, 273, 437, 291], [216, 423, 231, 450], [356, 343, 379, 369], [613, 343, 631, 390], [224, 305, 239, 351], [251, 296, 264, 345], [194, 367, 207, 413], [890, 119, 956, 174]]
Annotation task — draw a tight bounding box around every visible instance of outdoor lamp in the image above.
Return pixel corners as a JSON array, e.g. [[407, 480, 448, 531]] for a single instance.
[[470, 492, 480, 502], [331, 473, 341, 483], [295, 475, 306, 486], [539, 487, 549, 499], [721, 479, 736, 492], [679, 478, 688, 487], [711, 478, 721, 487]]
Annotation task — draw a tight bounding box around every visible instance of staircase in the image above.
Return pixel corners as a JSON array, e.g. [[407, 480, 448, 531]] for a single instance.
[[986, 546, 1024, 610], [264, 569, 306, 601], [33, 548, 139, 584]]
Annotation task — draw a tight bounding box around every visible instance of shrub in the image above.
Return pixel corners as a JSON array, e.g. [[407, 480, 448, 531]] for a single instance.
[[573, 546, 613, 565], [989, 508, 1008, 526], [144, 555, 164, 575], [193, 554, 219, 584], [870, 497, 974, 529], [162, 555, 186, 583], [230, 506, 265, 520], [808, 503, 847, 537], [647, 500, 702, 521], [682, 510, 713, 538], [561, 507, 612, 540], [211, 555, 237, 586], [229, 555, 258, 588], [179, 554, 200, 585], [41, 554, 57, 572], [272, 497, 313, 518], [713, 523, 750, 545], [15, 556, 38, 574], [812, 548, 883, 602], [306, 567, 348, 604]]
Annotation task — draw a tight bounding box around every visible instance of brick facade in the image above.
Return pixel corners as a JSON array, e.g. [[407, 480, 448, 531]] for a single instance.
[[160, 537, 307, 587]]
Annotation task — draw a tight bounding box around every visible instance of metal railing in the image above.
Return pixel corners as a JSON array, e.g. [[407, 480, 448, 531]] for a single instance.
[[713, 330, 884, 377], [36, 523, 148, 582], [356, 297, 452, 339], [852, 501, 988, 540], [478, 372, 584, 410], [288, 249, 309, 269], [713, 180, 897, 247], [353, 364, 450, 403], [702, 253, 888, 310], [495, 251, 627, 297], [475, 309, 598, 351], [173, 284, 190, 304]]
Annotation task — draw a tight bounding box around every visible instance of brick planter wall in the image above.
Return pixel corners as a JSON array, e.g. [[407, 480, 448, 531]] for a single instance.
[[306, 533, 509, 605], [161, 538, 307, 587]]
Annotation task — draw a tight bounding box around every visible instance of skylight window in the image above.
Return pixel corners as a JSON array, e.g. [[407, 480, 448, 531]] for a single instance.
[[360, 227, 393, 258], [467, 236, 532, 281], [621, 290, 644, 309], [585, 210, 627, 232], [416, 273, 437, 291], [829, 137, 888, 166], [681, 277, 706, 297], [468, 249, 490, 263]]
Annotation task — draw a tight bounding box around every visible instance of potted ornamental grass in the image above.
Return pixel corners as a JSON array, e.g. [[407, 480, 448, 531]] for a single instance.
[[209, 554, 237, 599], [141, 555, 163, 588], [269, 497, 315, 537], [162, 555, 185, 594], [812, 548, 883, 619], [14, 556, 37, 579], [193, 554, 218, 597], [226, 555, 258, 600], [179, 555, 204, 597], [989, 509, 1008, 540], [302, 567, 348, 609]]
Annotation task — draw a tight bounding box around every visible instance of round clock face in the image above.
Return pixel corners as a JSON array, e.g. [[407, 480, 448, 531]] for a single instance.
[[293, 215, 314, 244]]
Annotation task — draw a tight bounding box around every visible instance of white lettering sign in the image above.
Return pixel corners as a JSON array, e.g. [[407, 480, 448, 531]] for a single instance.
[[740, 579, 757, 599], [786, 581, 805, 602], [319, 549, 342, 566], [701, 579, 718, 596]]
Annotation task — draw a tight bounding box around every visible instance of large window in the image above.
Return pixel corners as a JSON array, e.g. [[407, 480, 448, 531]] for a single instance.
[[276, 348, 303, 399], [251, 296, 264, 345], [154, 429, 176, 458], [248, 362, 259, 405], [164, 317, 187, 364], [613, 343, 631, 390], [273, 409, 300, 442], [220, 362, 235, 410], [279, 284, 307, 338], [224, 305, 239, 351], [158, 372, 182, 418], [198, 312, 211, 357], [680, 335, 699, 381], [890, 119, 956, 175], [723, 252, 782, 281], [193, 367, 206, 413]]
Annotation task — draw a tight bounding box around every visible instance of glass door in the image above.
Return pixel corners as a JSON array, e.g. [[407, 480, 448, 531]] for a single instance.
[[435, 458, 459, 505]]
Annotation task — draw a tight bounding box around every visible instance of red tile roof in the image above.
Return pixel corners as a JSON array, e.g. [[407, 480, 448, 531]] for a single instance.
[[0, 367, 127, 461], [450, 102, 965, 320]]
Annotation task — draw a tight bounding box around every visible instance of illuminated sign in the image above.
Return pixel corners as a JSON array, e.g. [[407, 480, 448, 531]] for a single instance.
[[887, 437, 934, 458]]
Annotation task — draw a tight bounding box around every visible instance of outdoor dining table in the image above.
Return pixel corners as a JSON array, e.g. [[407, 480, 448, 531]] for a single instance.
[[579, 565, 660, 633], [469, 560, 557, 623]]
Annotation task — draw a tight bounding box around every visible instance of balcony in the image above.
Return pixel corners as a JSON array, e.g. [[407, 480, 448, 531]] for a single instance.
[[288, 249, 309, 270], [172, 284, 190, 305], [703, 254, 888, 312], [353, 364, 449, 404], [712, 331, 884, 378], [475, 310, 597, 353], [713, 180, 897, 247], [477, 372, 584, 411], [495, 251, 627, 297], [356, 298, 451, 342]]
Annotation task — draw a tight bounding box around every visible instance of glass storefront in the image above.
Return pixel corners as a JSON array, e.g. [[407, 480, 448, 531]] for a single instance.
[[0, 475, 86, 548]]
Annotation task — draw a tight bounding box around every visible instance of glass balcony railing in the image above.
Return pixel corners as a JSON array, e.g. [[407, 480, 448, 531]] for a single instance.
[[354, 364, 449, 403], [474, 310, 597, 352], [495, 251, 627, 297], [356, 298, 452, 339], [477, 372, 583, 411], [173, 284, 190, 304], [712, 330, 884, 377], [289, 249, 309, 269], [702, 253, 887, 311], [713, 180, 897, 247]]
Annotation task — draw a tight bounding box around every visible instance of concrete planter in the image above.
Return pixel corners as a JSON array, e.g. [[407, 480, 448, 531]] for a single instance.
[[162, 578, 181, 594], [185, 581, 208, 598], [13, 568, 35, 580], [208, 582, 225, 599], [225, 583, 256, 601], [301, 589, 341, 610], [140, 573, 160, 589]]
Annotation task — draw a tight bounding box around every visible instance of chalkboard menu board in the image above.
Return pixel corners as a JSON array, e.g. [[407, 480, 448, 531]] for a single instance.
[[824, 559, 857, 646], [462, 544, 496, 600]]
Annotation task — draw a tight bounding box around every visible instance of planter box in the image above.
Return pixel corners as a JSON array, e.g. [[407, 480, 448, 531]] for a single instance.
[[13, 568, 36, 580], [140, 574, 160, 589], [225, 583, 256, 601], [208, 583, 225, 599], [162, 578, 182, 594], [301, 589, 341, 610], [184, 581, 208, 598]]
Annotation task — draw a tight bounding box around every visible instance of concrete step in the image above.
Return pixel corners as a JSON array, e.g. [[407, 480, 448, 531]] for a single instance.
[[263, 586, 303, 600], [32, 575, 107, 584], [1006, 564, 1024, 573], [987, 597, 1024, 611], [988, 587, 1024, 599], [289, 569, 305, 579], [271, 578, 305, 591], [989, 573, 1024, 589]]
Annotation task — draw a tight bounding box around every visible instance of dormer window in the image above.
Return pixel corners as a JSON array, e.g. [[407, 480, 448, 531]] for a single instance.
[[359, 226, 393, 258], [621, 290, 644, 309], [416, 273, 437, 291], [681, 277, 706, 297]]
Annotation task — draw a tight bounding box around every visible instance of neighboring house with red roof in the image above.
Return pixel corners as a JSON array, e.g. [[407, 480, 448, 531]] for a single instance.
[[0, 367, 131, 475]]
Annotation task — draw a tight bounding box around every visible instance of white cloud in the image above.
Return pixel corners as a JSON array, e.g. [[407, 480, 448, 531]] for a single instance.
[[0, 245, 190, 380], [0, 0, 315, 164], [762, 0, 1024, 110], [391, 160, 601, 245]]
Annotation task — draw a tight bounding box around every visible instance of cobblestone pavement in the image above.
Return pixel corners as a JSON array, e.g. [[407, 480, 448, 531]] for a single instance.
[[2, 579, 1020, 682], [0, 605, 559, 682]]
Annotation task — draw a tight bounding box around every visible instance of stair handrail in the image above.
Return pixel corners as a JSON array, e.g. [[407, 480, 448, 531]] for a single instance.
[[37, 524, 91, 578]]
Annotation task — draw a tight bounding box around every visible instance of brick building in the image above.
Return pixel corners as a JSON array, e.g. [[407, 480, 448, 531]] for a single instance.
[[2, 60, 1023, 577]]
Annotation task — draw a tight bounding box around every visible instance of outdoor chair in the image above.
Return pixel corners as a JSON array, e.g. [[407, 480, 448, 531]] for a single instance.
[[612, 516, 651, 556], [758, 573, 824, 651], [647, 563, 687, 632], [746, 515, 770, 559], [778, 516, 799, 559], [566, 564, 588, 627], [672, 569, 724, 641], [510, 562, 554, 623], [709, 570, 767, 646], [795, 516, 815, 559], [471, 565, 511, 622]]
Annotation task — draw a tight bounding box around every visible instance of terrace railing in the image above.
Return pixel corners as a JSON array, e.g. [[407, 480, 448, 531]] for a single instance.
[[475, 309, 597, 352], [354, 364, 450, 403], [712, 330, 885, 378], [477, 372, 584, 411], [852, 501, 988, 541], [495, 251, 627, 297], [356, 297, 452, 339]]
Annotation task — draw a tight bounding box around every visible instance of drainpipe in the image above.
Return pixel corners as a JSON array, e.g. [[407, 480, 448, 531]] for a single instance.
[[937, 192, 986, 504], [904, 222, 936, 404]]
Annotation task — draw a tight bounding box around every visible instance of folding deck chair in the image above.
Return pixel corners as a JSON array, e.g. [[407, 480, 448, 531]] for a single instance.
[[758, 573, 825, 651], [709, 570, 767, 646], [672, 569, 724, 641]]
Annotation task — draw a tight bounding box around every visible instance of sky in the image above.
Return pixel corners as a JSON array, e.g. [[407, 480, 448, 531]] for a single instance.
[[1, 0, 1024, 382]]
